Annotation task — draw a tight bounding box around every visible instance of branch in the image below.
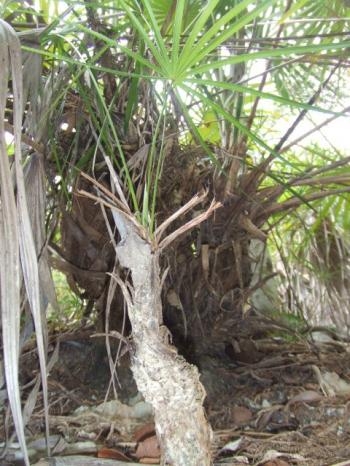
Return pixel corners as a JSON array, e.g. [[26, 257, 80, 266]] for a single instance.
[[154, 190, 208, 241], [158, 199, 222, 251], [280, 106, 350, 153], [255, 157, 350, 205], [259, 187, 350, 219], [274, 64, 340, 153]]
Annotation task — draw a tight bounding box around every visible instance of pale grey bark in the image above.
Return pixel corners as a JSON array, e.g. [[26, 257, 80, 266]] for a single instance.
[[112, 211, 212, 466]]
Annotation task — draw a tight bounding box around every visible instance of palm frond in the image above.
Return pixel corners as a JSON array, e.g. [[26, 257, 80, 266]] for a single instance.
[[0, 19, 49, 464]]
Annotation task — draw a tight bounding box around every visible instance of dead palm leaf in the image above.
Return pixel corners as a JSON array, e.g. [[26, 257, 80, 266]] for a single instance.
[[0, 19, 49, 465]]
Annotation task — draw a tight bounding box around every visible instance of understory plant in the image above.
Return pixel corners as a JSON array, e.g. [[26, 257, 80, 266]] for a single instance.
[[1, 0, 350, 464]]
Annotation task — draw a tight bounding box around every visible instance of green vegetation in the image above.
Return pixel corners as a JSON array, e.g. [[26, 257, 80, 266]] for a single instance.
[[1, 1, 350, 464], [48, 271, 87, 331]]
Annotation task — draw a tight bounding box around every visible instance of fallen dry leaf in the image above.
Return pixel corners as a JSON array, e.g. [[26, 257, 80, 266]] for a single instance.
[[231, 406, 253, 425], [220, 437, 243, 452], [97, 446, 131, 461], [134, 423, 156, 442], [139, 457, 160, 464], [262, 460, 290, 466], [260, 448, 295, 465], [135, 434, 161, 460], [287, 390, 323, 406]]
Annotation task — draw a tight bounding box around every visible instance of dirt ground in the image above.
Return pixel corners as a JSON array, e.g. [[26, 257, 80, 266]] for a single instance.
[[2, 321, 350, 466]]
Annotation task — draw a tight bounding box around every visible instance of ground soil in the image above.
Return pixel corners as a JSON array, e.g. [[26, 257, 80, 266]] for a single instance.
[[2, 321, 350, 466]]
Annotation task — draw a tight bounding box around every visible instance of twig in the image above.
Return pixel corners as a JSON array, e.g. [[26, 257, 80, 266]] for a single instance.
[[280, 105, 350, 153], [158, 199, 222, 250]]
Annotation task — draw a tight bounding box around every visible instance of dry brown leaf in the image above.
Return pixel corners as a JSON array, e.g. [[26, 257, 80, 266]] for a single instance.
[[134, 423, 156, 442], [262, 461, 290, 466], [259, 449, 299, 466], [135, 435, 161, 460], [231, 406, 253, 425], [287, 390, 323, 406], [97, 446, 131, 461], [139, 457, 160, 464]]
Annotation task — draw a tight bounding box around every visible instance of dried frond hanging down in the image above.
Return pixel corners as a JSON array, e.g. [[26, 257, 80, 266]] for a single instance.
[[0, 19, 49, 465], [0, 18, 24, 463]]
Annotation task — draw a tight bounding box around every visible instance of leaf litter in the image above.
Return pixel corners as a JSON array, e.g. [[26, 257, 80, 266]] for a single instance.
[[1, 320, 350, 466]]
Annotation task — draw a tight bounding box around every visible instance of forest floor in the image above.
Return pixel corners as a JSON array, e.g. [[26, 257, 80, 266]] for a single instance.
[[2, 319, 350, 466]]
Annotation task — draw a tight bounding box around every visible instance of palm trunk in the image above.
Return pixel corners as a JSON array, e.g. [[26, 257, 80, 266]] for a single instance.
[[114, 212, 212, 466]]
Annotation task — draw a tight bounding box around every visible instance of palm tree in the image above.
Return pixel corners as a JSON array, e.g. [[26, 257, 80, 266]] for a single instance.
[[1, 1, 350, 464]]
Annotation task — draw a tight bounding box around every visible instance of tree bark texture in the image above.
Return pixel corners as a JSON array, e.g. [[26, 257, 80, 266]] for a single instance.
[[113, 212, 212, 466]]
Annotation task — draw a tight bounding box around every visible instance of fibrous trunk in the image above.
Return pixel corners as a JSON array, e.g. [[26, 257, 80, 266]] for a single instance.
[[113, 212, 212, 466]]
